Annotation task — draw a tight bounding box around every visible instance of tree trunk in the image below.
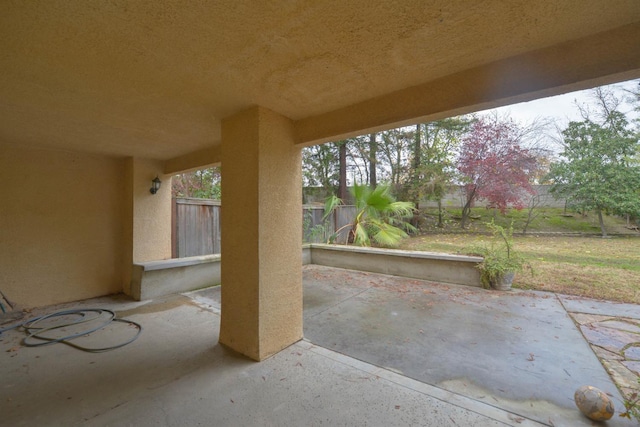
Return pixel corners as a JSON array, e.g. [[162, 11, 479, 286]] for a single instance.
[[460, 187, 475, 229], [412, 124, 421, 209], [369, 133, 377, 188], [339, 141, 347, 201], [413, 124, 421, 172], [597, 208, 608, 238], [437, 199, 443, 227], [523, 195, 540, 235]]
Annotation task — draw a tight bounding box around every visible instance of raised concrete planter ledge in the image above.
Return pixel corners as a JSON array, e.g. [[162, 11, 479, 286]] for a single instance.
[[309, 243, 482, 262], [130, 245, 483, 301], [309, 244, 483, 289]]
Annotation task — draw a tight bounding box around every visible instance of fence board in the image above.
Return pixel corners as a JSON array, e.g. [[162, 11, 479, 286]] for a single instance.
[[173, 199, 355, 257], [174, 187, 567, 257], [174, 198, 221, 257]]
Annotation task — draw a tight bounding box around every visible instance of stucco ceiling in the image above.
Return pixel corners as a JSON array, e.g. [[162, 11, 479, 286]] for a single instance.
[[1, 1, 639, 164]]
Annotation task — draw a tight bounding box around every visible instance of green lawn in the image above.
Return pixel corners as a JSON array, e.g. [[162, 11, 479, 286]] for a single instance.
[[418, 207, 639, 235], [400, 233, 640, 304]]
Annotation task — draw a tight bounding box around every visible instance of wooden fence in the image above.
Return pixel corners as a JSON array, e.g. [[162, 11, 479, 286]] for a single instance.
[[303, 205, 356, 244], [173, 198, 355, 257], [172, 198, 221, 258]]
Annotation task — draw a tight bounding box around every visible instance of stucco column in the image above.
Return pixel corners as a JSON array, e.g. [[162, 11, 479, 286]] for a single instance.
[[219, 106, 302, 361]]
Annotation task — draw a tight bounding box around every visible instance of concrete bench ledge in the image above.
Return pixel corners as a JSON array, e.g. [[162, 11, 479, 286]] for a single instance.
[[136, 254, 221, 271], [130, 245, 483, 301], [131, 254, 221, 300]]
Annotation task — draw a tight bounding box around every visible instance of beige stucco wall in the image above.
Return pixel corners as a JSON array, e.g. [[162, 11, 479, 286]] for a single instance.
[[0, 143, 126, 308], [122, 157, 172, 295], [0, 147, 172, 307], [131, 158, 172, 262]]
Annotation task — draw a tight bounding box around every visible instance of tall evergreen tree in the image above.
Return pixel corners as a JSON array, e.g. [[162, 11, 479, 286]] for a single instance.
[[548, 107, 640, 237]]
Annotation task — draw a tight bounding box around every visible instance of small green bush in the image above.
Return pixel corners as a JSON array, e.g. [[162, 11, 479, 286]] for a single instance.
[[465, 221, 528, 289]]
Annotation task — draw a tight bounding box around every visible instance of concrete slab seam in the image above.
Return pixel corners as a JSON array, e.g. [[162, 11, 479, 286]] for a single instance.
[[300, 340, 547, 427], [305, 285, 376, 319]]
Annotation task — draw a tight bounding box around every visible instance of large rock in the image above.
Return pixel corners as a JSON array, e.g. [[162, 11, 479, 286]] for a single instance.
[[574, 385, 614, 421]]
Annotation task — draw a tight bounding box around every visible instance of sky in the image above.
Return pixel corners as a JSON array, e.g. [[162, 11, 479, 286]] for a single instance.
[[488, 78, 639, 127]]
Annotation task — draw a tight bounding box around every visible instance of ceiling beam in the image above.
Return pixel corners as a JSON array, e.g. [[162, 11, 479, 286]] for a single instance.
[[166, 22, 640, 173], [294, 22, 640, 147], [164, 145, 221, 175]]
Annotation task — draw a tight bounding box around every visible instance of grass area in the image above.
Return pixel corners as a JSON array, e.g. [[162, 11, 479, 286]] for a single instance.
[[399, 233, 640, 304], [419, 207, 639, 235]]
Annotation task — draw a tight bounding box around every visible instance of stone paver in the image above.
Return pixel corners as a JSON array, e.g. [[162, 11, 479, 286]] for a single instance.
[[563, 298, 640, 406], [625, 346, 640, 361], [579, 324, 639, 353]]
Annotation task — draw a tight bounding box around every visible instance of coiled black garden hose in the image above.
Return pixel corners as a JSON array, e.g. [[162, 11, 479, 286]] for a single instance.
[[0, 308, 142, 352]]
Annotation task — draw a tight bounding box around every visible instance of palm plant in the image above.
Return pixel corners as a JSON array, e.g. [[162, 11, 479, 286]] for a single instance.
[[324, 184, 416, 247]]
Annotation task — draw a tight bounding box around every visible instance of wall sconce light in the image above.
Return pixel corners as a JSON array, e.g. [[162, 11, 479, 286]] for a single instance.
[[150, 176, 162, 195]]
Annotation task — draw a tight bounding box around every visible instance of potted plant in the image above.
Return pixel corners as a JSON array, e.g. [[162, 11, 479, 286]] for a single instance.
[[467, 220, 527, 290]]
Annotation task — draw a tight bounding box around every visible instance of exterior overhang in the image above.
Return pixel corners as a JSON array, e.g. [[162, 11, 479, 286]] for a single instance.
[[164, 19, 640, 173], [293, 23, 640, 148], [2, 0, 640, 338], [0, 1, 639, 168]]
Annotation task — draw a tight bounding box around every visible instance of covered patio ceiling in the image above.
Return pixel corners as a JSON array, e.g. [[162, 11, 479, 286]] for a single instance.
[[1, 1, 639, 168]]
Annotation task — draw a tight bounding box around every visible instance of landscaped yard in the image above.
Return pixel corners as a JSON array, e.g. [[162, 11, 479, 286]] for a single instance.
[[400, 234, 640, 304], [416, 207, 640, 236]]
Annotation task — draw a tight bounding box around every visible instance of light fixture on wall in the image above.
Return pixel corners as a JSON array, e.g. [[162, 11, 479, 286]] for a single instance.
[[150, 176, 162, 195]]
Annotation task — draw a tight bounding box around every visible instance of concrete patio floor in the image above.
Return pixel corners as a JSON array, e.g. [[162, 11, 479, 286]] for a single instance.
[[300, 266, 639, 426], [1, 265, 638, 426]]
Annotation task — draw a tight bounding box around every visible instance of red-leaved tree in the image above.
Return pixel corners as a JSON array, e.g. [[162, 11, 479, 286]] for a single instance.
[[457, 117, 538, 228]]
